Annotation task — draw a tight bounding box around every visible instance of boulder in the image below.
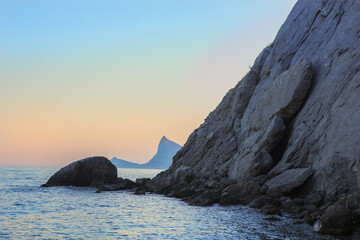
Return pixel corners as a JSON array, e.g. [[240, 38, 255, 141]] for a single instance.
[[188, 189, 221, 206], [147, 171, 172, 194], [219, 178, 236, 190], [337, 192, 360, 210], [261, 204, 282, 216], [262, 168, 313, 195], [314, 205, 353, 234], [280, 198, 301, 213], [220, 180, 260, 205], [135, 178, 151, 186], [174, 166, 195, 183], [250, 150, 274, 177], [96, 177, 137, 192], [249, 196, 272, 209], [134, 188, 147, 195], [251, 57, 313, 130], [43, 156, 117, 187], [304, 192, 323, 206], [172, 184, 195, 199]]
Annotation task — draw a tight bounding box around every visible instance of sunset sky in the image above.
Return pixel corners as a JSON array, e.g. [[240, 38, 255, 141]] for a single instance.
[[1, 1, 296, 166]]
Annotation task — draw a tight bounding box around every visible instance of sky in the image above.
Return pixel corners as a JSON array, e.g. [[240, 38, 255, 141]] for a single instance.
[[0, 0, 297, 166]]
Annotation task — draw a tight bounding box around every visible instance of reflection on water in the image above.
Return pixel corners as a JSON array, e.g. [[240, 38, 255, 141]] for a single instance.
[[0, 166, 345, 239]]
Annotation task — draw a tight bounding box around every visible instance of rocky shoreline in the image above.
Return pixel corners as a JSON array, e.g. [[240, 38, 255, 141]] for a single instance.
[[43, 0, 360, 236], [43, 156, 360, 236]]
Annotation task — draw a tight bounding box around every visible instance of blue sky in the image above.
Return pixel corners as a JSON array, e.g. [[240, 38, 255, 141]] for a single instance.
[[0, 0, 297, 166]]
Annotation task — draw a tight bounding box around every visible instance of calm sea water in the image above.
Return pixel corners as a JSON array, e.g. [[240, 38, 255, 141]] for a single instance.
[[0, 166, 346, 239]]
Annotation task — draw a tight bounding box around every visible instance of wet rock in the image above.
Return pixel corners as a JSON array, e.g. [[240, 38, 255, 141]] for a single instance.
[[262, 168, 313, 195], [293, 220, 304, 225], [219, 180, 261, 206], [249, 196, 272, 209], [188, 189, 221, 206], [281, 198, 301, 212], [173, 185, 195, 199], [135, 178, 151, 186], [146, 171, 171, 194], [314, 205, 353, 234], [118, 178, 137, 189], [43, 156, 117, 187], [304, 211, 321, 225], [97, 184, 118, 192], [264, 216, 281, 221], [134, 189, 146, 195], [97, 178, 137, 192], [261, 204, 282, 216]]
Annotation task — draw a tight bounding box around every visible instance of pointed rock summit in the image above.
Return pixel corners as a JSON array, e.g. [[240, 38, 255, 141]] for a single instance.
[[111, 136, 182, 169]]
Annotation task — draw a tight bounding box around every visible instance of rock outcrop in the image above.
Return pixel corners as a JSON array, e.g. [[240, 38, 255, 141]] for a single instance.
[[43, 156, 117, 187], [261, 168, 313, 195], [148, 0, 360, 235]]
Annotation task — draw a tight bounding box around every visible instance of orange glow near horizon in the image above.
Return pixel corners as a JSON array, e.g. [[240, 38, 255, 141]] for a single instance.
[[0, 1, 297, 167]]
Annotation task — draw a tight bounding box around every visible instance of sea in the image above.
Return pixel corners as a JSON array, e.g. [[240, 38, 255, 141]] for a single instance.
[[0, 166, 352, 240]]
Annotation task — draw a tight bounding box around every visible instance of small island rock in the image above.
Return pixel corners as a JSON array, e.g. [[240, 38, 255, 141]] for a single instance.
[[42, 156, 117, 187]]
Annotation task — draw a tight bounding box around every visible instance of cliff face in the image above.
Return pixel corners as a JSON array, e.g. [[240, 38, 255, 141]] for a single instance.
[[161, 0, 360, 193], [149, 0, 360, 233]]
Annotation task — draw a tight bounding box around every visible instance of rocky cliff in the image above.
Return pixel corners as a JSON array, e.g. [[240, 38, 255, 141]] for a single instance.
[[148, 0, 360, 234]]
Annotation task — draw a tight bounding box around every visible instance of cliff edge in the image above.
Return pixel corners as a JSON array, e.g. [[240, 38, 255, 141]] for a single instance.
[[148, 0, 360, 234]]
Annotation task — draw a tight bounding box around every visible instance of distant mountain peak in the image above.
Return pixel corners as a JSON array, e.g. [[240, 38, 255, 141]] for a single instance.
[[158, 136, 181, 150], [160, 136, 170, 144], [110, 136, 182, 169], [161, 135, 170, 141]]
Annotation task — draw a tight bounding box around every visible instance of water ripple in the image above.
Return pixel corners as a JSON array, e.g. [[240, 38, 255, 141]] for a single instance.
[[0, 166, 352, 239]]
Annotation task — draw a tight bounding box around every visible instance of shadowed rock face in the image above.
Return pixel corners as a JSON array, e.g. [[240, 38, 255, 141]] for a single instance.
[[44, 156, 117, 187], [148, 0, 360, 234]]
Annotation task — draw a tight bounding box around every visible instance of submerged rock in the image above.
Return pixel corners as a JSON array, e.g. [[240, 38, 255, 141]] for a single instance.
[[43, 156, 117, 187], [97, 177, 137, 192], [220, 180, 261, 206]]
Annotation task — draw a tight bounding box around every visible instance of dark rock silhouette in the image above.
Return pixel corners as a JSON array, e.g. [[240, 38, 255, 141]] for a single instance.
[[111, 136, 182, 169], [43, 156, 117, 187], [147, 0, 360, 235]]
